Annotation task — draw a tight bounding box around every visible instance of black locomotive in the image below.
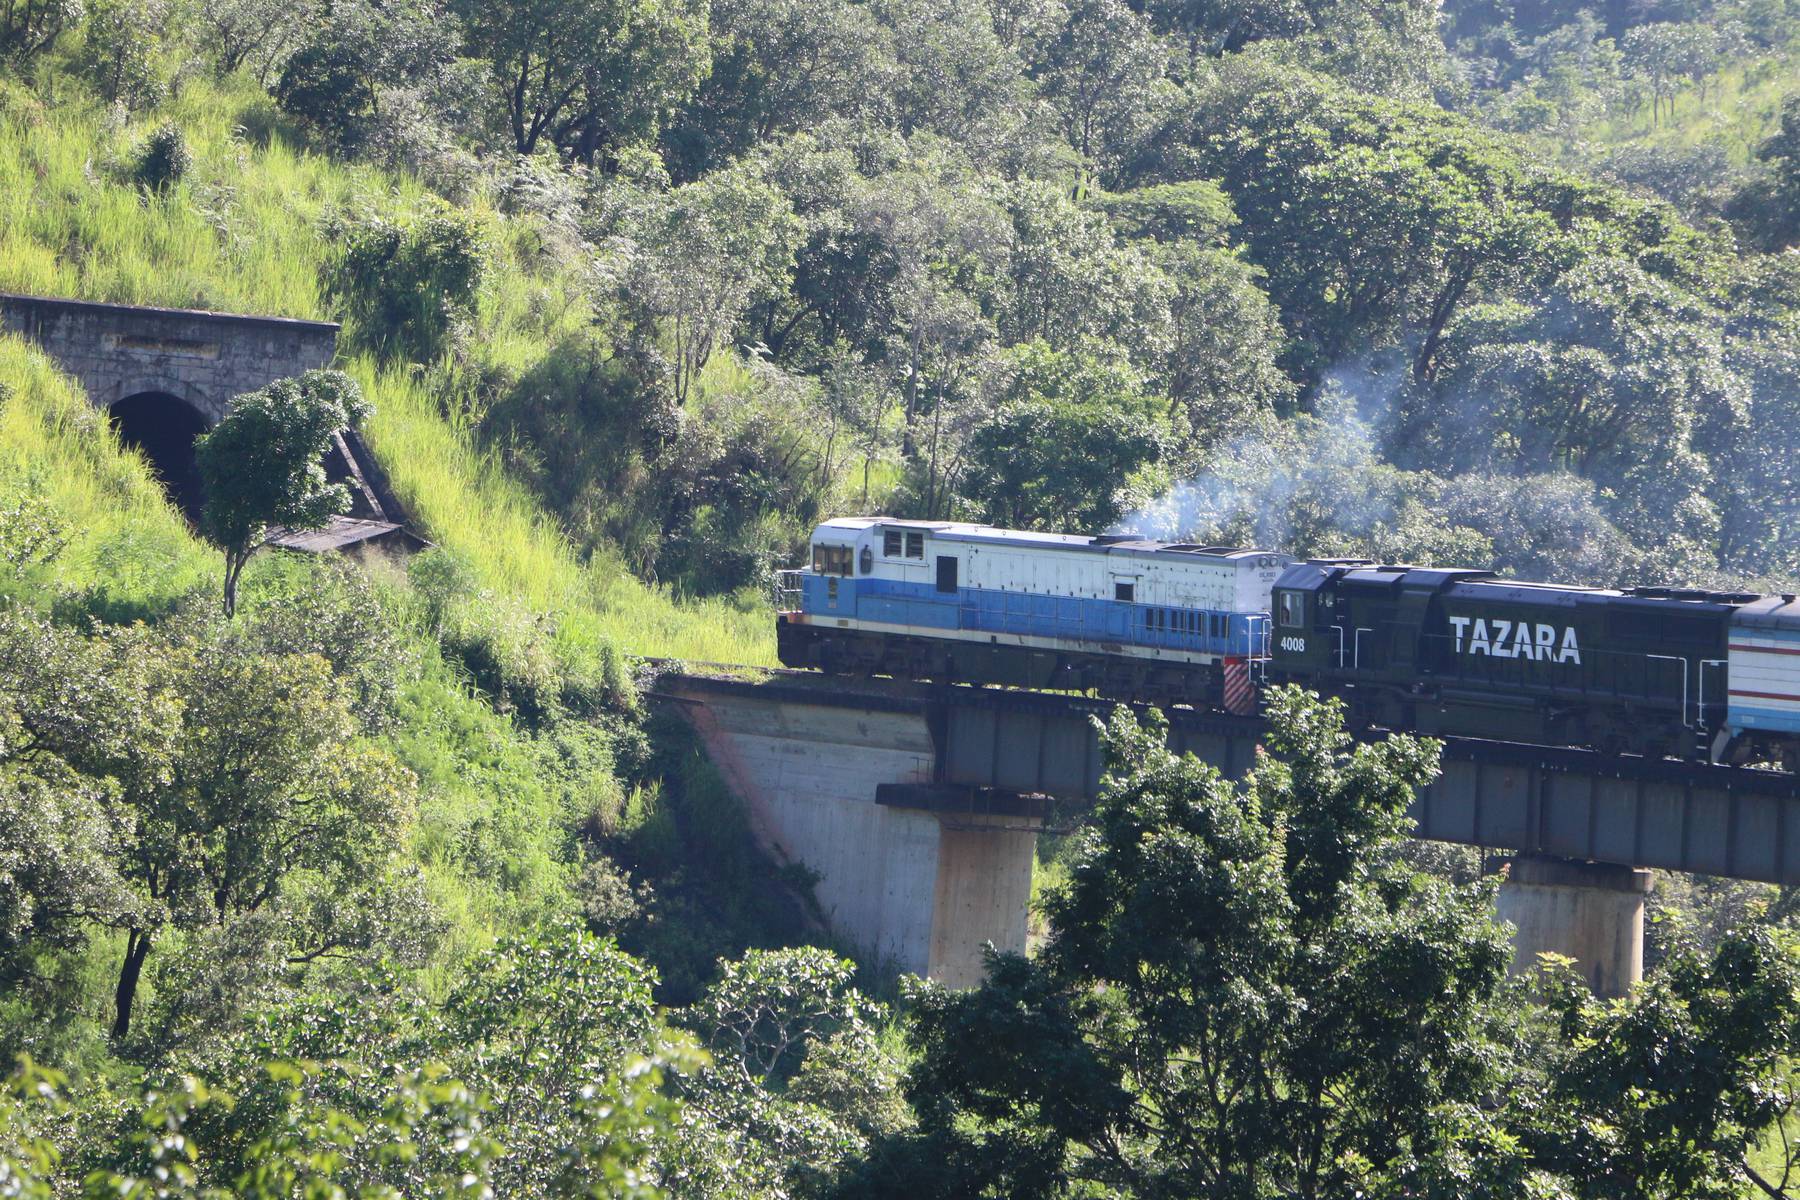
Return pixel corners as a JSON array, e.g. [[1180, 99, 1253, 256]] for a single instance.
[[1267, 561, 1784, 764]]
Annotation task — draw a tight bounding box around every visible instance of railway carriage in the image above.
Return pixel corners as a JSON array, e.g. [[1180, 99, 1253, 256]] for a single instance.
[[1726, 595, 1800, 767], [776, 518, 1290, 707]]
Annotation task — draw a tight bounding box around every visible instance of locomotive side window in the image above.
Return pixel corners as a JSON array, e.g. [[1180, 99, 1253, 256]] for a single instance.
[[906, 532, 924, 558], [884, 530, 902, 556], [1279, 592, 1306, 628], [936, 555, 959, 594], [813, 544, 853, 576], [1115, 582, 1134, 602]]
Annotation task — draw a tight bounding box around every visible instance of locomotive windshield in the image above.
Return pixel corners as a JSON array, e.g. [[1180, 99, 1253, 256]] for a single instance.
[[1279, 592, 1306, 627], [812, 544, 853, 575]]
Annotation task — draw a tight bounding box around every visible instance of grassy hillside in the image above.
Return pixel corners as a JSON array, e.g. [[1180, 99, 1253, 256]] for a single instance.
[[1573, 53, 1796, 162], [0, 336, 209, 607], [0, 75, 775, 667]]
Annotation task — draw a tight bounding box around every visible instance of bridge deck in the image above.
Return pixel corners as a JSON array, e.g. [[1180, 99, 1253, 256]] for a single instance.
[[653, 667, 1800, 884]]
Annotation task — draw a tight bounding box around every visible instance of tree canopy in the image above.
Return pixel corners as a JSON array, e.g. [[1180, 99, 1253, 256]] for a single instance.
[[195, 369, 371, 616]]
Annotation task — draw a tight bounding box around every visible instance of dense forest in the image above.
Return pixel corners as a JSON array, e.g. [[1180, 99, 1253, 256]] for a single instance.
[[8, 0, 1800, 1192]]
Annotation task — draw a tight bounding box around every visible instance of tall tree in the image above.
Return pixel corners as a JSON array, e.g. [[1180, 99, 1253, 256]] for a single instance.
[[458, 0, 710, 164], [194, 369, 370, 618], [1734, 94, 1800, 250], [664, 0, 892, 177], [1521, 930, 1800, 1200], [0, 0, 79, 61], [1401, 257, 1742, 555], [617, 162, 802, 405], [1622, 20, 1718, 125], [958, 341, 1164, 530], [1029, 0, 1166, 183], [1136, 62, 1721, 383], [835, 690, 1519, 1198], [102, 626, 414, 1040], [0, 608, 414, 1042]]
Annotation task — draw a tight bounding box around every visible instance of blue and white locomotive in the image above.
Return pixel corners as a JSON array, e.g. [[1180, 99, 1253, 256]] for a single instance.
[[775, 518, 1291, 708]]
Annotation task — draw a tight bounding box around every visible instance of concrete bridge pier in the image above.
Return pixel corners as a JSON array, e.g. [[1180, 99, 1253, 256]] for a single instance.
[[1494, 855, 1653, 998], [666, 681, 1044, 988]]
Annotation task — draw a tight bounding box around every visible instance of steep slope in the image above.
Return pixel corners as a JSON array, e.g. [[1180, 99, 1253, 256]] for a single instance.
[[0, 77, 776, 667]]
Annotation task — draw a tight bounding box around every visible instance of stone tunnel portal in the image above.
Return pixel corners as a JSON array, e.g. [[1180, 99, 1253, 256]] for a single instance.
[[109, 391, 209, 521]]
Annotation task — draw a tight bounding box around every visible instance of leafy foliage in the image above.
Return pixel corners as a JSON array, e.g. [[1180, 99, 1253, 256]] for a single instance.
[[328, 207, 489, 361], [131, 122, 190, 193], [195, 369, 370, 615], [838, 691, 1519, 1198], [456, 0, 711, 164], [10, 0, 1800, 1187]]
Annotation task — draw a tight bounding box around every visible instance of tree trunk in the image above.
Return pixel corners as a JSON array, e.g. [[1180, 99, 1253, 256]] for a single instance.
[[112, 927, 153, 1040], [223, 548, 245, 618]]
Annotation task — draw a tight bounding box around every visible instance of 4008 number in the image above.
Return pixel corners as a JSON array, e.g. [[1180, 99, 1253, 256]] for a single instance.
[[1279, 636, 1307, 653]]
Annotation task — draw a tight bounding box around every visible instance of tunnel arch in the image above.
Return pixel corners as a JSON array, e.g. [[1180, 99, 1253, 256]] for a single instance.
[[108, 390, 211, 521]]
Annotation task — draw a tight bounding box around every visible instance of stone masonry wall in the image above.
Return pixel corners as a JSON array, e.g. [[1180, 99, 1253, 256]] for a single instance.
[[0, 293, 338, 423]]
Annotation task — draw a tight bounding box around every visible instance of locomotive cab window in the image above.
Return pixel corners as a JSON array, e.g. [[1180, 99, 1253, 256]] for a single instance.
[[936, 555, 958, 594], [905, 532, 924, 558], [884, 530, 902, 556], [813, 544, 853, 576], [1115, 582, 1134, 603], [1279, 591, 1307, 628]]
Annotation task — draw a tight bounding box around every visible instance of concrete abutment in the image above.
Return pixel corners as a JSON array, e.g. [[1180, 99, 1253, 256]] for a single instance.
[[1493, 854, 1653, 998], [662, 679, 1042, 988]]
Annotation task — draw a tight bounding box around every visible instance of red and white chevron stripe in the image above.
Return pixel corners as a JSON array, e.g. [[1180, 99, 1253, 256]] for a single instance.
[[1223, 656, 1255, 715]]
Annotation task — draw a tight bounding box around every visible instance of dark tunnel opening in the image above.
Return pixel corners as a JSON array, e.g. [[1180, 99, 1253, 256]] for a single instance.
[[109, 392, 209, 522]]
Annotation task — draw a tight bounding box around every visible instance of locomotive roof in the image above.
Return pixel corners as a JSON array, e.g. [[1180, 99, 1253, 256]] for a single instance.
[[1735, 594, 1800, 629], [812, 517, 1281, 563], [1283, 560, 1767, 611]]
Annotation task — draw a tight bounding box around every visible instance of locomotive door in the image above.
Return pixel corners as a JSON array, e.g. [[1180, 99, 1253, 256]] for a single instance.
[[1109, 573, 1139, 639], [1698, 657, 1728, 733], [1643, 654, 1690, 725]]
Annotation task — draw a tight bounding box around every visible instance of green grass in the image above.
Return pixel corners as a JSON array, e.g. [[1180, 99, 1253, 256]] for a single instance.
[[356, 361, 771, 665], [0, 334, 211, 607], [0, 72, 776, 666]]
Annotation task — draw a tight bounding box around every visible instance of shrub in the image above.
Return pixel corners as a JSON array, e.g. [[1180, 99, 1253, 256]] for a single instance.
[[575, 856, 643, 934], [328, 206, 490, 361], [273, 28, 377, 151], [133, 120, 190, 192]]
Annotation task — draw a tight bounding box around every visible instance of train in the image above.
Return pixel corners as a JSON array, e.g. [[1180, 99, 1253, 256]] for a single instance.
[[776, 517, 1800, 770]]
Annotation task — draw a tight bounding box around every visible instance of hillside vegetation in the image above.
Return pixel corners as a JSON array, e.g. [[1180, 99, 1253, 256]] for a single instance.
[[8, 0, 1800, 1194], [0, 76, 774, 664]]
